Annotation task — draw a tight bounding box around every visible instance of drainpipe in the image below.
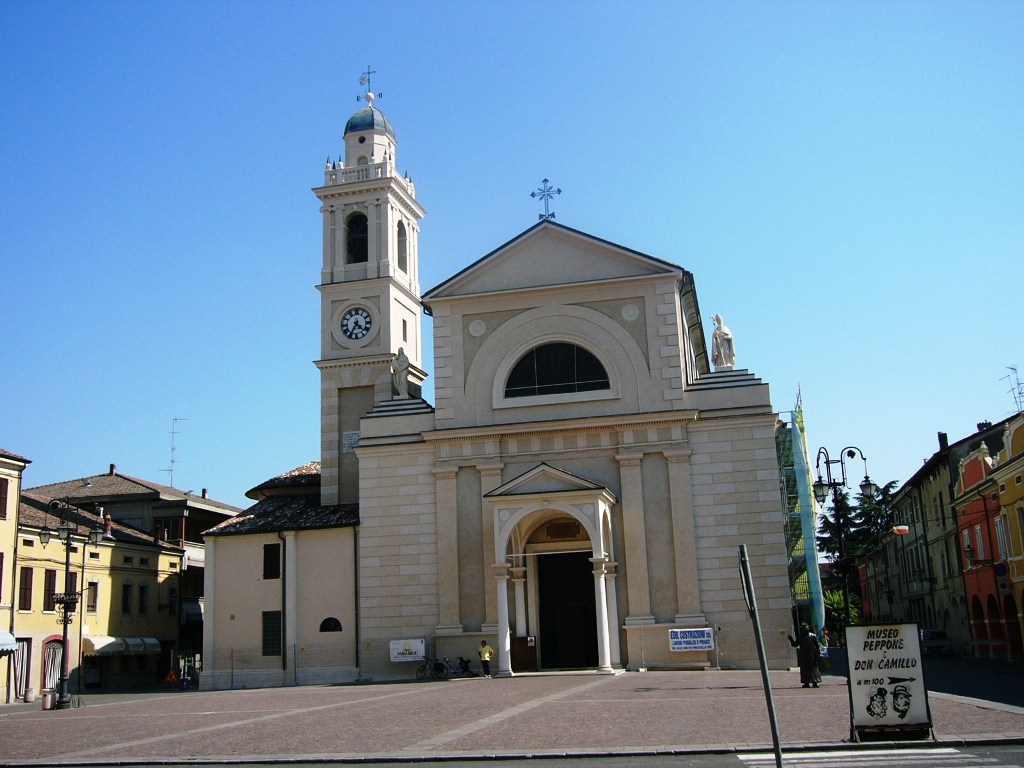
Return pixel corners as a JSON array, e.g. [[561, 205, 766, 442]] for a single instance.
[[277, 531, 287, 673]]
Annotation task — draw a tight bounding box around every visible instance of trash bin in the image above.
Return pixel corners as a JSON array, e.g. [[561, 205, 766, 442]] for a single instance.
[[41, 690, 55, 710], [23, 688, 35, 704], [179, 677, 188, 690]]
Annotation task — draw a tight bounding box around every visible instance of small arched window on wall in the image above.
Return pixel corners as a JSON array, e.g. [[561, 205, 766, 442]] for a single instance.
[[397, 222, 408, 273], [319, 617, 343, 632], [505, 342, 610, 398], [347, 213, 368, 264]]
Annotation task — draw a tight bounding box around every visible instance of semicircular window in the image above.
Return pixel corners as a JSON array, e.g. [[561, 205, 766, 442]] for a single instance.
[[319, 617, 343, 632], [504, 342, 610, 398]]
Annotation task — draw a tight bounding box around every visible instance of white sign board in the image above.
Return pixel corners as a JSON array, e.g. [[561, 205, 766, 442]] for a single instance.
[[669, 628, 714, 652], [389, 638, 425, 662], [846, 623, 930, 732]]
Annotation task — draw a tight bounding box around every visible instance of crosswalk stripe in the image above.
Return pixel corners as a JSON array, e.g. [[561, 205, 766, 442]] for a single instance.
[[739, 747, 999, 767]]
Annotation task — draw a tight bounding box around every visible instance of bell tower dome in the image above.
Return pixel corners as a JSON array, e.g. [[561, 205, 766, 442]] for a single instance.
[[314, 75, 427, 505]]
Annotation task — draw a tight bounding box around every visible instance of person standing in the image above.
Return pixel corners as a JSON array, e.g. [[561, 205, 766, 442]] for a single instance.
[[478, 640, 495, 678], [787, 623, 822, 688]]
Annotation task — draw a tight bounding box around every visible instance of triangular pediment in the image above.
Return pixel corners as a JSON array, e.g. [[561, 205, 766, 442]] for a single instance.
[[484, 462, 610, 498], [424, 221, 682, 300]]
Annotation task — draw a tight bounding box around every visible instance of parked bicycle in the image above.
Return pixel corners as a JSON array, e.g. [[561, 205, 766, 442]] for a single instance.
[[415, 655, 449, 680], [442, 655, 477, 678]]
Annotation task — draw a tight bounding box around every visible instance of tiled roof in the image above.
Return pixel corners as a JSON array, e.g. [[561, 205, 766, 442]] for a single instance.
[[204, 497, 358, 536], [0, 448, 31, 464], [27, 471, 242, 514], [18, 491, 184, 551], [246, 461, 321, 499]]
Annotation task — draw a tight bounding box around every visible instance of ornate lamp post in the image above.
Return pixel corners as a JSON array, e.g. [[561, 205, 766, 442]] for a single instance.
[[812, 447, 879, 631], [39, 499, 105, 710]]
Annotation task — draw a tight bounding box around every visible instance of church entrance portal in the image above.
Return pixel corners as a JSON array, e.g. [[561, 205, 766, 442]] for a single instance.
[[537, 551, 598, 669]]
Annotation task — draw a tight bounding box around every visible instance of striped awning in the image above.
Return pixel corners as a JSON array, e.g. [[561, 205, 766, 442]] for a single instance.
[[0, 630, 16, 655], [141, 637, 162, 655], [83, 635, 125, 656]]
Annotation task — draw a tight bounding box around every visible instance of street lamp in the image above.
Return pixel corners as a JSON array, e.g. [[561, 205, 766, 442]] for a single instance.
[[39, 499, 105, 710], [813, 446, 879, 631]]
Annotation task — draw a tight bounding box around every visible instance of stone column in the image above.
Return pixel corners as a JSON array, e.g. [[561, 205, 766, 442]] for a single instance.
[[591, 558, 613, 672], [511, 566, 528, 637], [664, 449, 705, 625], [616, 453, 654, 624], [433, 467, 462, 634], [478, 463, 504, 631], [494, 564, 512, 676], [605, 562, 621, 667]]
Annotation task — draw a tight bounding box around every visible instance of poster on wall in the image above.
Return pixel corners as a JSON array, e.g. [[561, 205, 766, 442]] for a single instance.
[[845, 623, 931, 740], [390, 639, 426, 662], [669, 628, 714, 652]]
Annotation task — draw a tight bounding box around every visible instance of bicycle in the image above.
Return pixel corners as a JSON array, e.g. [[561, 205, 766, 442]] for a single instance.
[[441, 655, 477, 678], [415, 655, 449, 680]]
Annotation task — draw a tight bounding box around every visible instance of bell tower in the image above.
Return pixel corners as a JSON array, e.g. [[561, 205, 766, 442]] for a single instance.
[[314, 77, 427, 505]]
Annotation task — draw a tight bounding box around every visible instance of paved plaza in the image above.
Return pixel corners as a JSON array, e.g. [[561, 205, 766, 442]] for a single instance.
[[1, 669, 1023, 765]]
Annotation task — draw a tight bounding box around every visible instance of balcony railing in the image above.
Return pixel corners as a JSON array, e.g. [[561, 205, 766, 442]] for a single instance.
[[323, 161, 415, 197]]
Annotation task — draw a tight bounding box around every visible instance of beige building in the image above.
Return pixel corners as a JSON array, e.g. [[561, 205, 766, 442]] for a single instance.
[[1, 449, 32, 701], [204, 92, 792, 687]]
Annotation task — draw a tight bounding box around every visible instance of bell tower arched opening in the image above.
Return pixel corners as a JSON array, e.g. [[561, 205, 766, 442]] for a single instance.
[[346, 213, 368, 264]]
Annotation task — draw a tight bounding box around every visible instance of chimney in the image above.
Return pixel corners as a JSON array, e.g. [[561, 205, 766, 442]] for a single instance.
[[154, 523, 162, 543], [938, 432, 948, 450], [109, 463, 117, 475], [202, 488, 208, 499]]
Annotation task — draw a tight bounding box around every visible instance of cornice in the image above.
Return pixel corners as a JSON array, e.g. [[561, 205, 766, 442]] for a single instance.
[[424, 409, 699, 444]]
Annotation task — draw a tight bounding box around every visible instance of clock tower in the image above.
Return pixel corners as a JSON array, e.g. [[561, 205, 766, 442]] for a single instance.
[[314, 85, 427, 505]]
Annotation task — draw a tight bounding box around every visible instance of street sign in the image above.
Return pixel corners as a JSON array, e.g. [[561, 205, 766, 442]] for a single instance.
[[845, 623, 931, 741], [669, 627, 714, 652]]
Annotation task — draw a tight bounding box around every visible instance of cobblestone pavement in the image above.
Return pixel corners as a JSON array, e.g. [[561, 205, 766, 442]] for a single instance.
[[1, 670, 1022, 764]]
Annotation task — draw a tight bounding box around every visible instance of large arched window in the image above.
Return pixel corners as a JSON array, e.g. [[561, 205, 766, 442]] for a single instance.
[[504, 342, 610, 398], [397, 221, 408, 273], [346, 213, 368, 264]]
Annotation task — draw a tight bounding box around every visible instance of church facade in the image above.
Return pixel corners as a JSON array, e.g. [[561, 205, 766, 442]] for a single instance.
[[203, 92, 792, 687]]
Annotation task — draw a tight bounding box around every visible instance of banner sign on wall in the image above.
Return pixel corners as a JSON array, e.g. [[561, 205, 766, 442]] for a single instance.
[[389, 638, 425, 662], [845, 623, 931, 740], [669, 628, 714, 652]]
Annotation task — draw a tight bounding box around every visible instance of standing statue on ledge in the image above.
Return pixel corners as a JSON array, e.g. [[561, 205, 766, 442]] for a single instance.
[[711, 314, 736, 372], [392, 347, 410, 399]]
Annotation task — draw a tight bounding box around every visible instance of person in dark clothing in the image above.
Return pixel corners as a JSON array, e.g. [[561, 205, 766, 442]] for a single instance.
[[787, 623, 822, 688]]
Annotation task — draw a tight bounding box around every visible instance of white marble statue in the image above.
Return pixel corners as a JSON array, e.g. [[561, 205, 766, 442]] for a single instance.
[[392, 347, 410, 398], [711, 314, 736, 372]]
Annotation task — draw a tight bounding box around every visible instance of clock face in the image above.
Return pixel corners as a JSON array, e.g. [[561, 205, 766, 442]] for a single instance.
[[340, 307, 373, 340]]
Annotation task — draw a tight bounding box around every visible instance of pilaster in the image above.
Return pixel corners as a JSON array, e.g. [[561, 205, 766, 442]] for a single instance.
[[616, 453, 654, 624]]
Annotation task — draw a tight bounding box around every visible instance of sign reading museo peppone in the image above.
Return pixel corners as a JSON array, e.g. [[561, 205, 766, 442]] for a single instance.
[[845, 623, 931, 739]]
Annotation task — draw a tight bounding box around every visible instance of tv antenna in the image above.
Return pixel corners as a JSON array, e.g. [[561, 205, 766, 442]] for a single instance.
[[161, 417, 188, 488], [357, 66, 383, 103], [1003, 366, 1024, 413]]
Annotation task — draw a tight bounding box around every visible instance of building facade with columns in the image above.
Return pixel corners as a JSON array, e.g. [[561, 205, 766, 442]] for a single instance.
[[203, 92, 792, 686]]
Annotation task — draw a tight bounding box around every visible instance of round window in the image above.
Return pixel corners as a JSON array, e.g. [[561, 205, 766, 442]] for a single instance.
[[358, 136, 366, 144]]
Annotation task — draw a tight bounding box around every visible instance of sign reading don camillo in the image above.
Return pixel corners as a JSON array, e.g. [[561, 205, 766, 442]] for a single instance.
[[845, 623, 931, 737]]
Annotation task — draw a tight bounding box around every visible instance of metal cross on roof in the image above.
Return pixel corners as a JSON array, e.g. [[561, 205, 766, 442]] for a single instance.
[[357, 66, 382, 103], [530, 179, 562, 220]]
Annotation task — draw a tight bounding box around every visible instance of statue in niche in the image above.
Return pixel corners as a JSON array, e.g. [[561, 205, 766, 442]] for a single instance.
[[711, 314, 736, 372], [392, 347, 410, 398]]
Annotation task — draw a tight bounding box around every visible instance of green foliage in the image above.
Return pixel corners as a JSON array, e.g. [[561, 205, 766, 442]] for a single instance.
[[823, 588, 859, 633]]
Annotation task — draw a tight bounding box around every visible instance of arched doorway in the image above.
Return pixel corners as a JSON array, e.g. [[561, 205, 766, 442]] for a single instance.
[[43, 639, 62, 694], [987, 594, 1004, 660], [1002, 594, 1022, 661], [971, 595, 987, 657]]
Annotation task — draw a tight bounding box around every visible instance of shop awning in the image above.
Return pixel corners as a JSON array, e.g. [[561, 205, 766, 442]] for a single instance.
[[83, 635, 125, 656], [181, 601, 204, 623], [122, 637, 145, 654], [141, 637, 162, 655], [0, 630, 17, 655]]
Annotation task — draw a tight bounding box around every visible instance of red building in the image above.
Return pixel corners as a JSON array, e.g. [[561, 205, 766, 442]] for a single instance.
[[953, 440, 1022, 659]]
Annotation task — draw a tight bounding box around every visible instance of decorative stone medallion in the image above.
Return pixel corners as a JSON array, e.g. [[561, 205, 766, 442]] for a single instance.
[[468, 319, 487, 337], [621, 304, 640, 322]]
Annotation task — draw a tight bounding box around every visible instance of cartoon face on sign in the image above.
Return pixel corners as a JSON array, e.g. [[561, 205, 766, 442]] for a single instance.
[[866, 687, 888, 718], [892, 685, 912, 719]]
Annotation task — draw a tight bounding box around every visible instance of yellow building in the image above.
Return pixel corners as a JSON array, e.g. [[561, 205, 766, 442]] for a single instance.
[[994, 413, 1024, 646], [1, 449, 32, 703], [7, 490, 186, 703]]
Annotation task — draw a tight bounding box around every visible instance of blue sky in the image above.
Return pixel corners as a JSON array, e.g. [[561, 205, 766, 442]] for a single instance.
[[2, 1, 1021, 509]]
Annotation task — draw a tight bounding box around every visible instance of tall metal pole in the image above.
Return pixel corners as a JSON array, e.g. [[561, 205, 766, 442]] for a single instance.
[[739, 545, 784, 768], [56, 537, 73, 710], [834, 487, 852, 630]]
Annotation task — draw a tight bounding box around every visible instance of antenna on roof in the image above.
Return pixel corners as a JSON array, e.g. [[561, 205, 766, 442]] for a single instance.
[[160, 417, 188, 488], [1003, 366, 1024, 413]]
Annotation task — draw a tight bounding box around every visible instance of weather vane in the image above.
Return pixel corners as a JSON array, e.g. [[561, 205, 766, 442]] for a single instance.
[[357, 66, 383, 103], [530, 178, 562, 220]]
